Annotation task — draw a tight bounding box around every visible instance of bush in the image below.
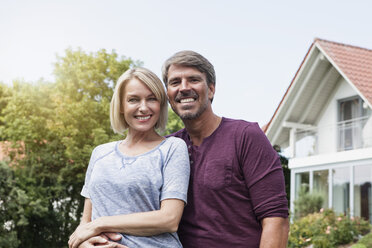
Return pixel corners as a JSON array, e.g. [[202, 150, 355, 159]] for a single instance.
[[294, 185, 324, 219], [288, 209, 371, 248], [354, 232, 372, 247], [351, 244, 367, 248]]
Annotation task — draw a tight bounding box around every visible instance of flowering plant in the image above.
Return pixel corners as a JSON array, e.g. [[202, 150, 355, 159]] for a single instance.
[[288, 209, 370, 248]]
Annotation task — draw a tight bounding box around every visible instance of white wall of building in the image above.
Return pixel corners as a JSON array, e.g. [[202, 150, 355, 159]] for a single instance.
[[316, 78, 358, 154]]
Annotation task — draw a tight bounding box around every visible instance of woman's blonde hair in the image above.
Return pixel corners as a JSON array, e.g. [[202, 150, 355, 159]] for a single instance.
[[110, 67, 168, 134]]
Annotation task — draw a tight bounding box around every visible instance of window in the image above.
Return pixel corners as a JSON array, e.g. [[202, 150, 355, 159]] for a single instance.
[[314, 170, 329, 209], [332, 167, 350, 215], [338, 96, 370, 151], [354, 165, 372, 223], [295, 172, 309, 198]]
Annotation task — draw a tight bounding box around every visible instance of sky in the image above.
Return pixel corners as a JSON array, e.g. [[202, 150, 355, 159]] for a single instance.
[[1, 0, 372, 126]]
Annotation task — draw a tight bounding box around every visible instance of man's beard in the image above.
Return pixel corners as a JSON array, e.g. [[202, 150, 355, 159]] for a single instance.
[[173, 100, 208, 120], [172, 90, 209, 120]]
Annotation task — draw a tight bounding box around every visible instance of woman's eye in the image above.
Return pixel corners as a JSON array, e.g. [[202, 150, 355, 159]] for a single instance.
[[128, 98, 138, 102], [148, 97, 157, 101]]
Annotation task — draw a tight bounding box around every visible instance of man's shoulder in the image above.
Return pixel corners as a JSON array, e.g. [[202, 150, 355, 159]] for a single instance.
[[166, 128, 188, 139], [221, 117, 261, 132]]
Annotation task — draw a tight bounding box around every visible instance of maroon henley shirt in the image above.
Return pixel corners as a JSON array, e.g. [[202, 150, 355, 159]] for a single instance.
[[171, 117, 288, 247]]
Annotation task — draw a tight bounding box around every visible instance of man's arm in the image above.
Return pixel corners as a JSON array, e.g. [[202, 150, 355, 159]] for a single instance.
[[260, 217, 289, 248]]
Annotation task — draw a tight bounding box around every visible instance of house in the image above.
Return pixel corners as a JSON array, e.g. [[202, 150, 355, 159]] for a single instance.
[[264, 38, 372, 223]]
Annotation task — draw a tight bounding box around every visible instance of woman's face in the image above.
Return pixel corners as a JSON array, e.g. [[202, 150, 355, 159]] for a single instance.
[[122, 78, 161, 133]]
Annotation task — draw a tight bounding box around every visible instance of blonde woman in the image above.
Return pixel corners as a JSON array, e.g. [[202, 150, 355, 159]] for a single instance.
[[68, 67, 190, 248]]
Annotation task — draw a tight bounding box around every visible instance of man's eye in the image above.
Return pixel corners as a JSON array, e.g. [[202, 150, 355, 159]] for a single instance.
[[169, 81, 179, 86]]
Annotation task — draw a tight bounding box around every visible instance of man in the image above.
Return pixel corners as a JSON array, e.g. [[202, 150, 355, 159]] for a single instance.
[[162, 51, 289, 247]]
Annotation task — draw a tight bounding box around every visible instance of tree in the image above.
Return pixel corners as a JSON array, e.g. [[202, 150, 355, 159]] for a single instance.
[[273, 145, 290, 206], [0, 49, 137, 247], [0, 161, 21, 248], [0, 82, 12, 140], [163, 108, 184, 135]]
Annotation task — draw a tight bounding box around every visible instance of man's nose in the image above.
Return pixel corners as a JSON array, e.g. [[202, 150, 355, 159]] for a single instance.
[[180, 79, 190, 91]]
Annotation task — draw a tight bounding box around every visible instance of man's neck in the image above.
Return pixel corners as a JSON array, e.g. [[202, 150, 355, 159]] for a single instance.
[[183, 109, 222, 146]]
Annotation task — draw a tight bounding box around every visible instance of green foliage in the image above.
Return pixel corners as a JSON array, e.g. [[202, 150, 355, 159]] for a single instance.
[[0, 161, 21, 248], [273, 145, 290, 204], [351, 244, 367, 248], [0, 48, 137, 247], [288, 209, 371, 248], [353, 232, 372, 247], [294, 185, 324, 219], [163, 108, 184, 135], [0, 82, 12, 140]]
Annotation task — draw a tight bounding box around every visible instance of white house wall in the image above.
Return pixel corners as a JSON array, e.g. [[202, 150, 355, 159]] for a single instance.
[[316, 78, 358, 154]]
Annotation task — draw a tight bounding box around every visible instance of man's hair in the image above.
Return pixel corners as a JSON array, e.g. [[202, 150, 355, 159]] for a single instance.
[[162, 50, 216, 87], [110, 67, 168, 134]]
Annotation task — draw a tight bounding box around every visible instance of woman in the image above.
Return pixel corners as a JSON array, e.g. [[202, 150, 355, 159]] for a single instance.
[[68, 67, 190, 248]]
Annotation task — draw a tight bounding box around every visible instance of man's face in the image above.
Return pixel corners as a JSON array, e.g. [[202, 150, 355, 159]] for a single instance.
[[166, 64, 214, 120]]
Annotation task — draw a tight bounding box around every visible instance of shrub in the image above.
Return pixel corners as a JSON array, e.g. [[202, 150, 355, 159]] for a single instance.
[[354, 232, 372, 247], [351, 244, 367, 248], [294, 185, 323, 219], [288, 209, 371, 248]]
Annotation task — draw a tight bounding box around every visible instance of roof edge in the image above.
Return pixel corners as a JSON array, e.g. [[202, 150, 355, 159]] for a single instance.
[[264, 41, 315, 134], [314, 37, 372, 53], [315, 41, 372, 109]]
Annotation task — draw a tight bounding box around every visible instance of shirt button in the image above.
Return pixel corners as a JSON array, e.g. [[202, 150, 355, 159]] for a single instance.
[[190, 160, 194, 164]]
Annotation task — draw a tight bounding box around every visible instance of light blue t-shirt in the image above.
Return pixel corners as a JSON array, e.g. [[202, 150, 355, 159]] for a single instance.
[[81, 137, 190, 248]]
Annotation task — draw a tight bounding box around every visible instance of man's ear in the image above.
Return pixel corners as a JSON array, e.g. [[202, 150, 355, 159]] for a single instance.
[[208, 83, 215, 101]]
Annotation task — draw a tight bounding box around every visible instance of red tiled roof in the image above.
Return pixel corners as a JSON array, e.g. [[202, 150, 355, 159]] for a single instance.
[[316, 38, 372, 105], [263, 38, 372, 133]]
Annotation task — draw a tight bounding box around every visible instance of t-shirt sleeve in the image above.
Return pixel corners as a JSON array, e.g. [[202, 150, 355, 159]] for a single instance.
[[240, 123, 289, 220], [160, 138, 190, 204], [81, 147, 99, 198]]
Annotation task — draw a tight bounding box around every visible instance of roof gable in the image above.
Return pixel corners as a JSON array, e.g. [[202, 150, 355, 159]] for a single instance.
[[315, 38, 372, 106], [265, 39, 372, 145]]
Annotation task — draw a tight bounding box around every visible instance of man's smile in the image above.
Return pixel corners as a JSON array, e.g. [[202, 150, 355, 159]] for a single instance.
[[180, 98, 195, 103]]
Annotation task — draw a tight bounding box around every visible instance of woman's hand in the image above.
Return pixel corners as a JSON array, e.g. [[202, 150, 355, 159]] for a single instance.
[[77, 234, 128, 248], [69, 221, 100, 248]]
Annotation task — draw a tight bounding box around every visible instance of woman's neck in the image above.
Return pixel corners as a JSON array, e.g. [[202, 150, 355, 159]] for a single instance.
[[120, 128, 164, 156]]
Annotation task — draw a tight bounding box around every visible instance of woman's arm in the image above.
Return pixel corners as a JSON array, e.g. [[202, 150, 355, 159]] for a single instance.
[[69, 198, 185, 248], [70, 198, 125, 248], [96, 199, 185, 235], [81, 198, 93, 224]]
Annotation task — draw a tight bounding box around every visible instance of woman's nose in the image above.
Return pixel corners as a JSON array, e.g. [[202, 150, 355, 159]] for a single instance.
[[139, 100, 149, 112]]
